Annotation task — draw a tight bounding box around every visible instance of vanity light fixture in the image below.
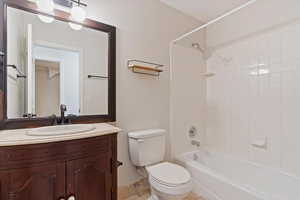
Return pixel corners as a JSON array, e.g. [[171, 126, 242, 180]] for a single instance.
[[71, 4, 86, 22], [69, 0, 87, 30], [68, 22, 82, 30], [35, 0, 88, 29], [38, 15, 55, 23], [36, 0, 55, 23], [37, 0, 55, 12]]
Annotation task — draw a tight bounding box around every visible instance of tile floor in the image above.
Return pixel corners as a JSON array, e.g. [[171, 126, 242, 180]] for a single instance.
[[124, 192, 205, 200], [119, 178, 205, 200]]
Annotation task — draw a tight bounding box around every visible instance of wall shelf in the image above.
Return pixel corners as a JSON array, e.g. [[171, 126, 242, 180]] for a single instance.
[[128, 59, 164, 76]]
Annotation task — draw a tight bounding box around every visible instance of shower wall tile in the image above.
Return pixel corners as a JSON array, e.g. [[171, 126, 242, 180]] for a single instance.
[[281, 69, 300, 176], [206, 20, 300, 177]]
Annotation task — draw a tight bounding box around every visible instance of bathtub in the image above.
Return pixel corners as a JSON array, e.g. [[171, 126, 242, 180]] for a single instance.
[[177, 150, 300, 200]]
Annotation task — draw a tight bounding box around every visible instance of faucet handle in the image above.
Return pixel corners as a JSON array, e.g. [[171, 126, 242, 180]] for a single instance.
[[60, 104, 67, 111], [50, 114, 58, 125], [66, 114, 77, 124]]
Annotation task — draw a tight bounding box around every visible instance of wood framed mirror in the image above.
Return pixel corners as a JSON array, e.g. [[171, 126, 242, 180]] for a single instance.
[[0, 0, 116, 129]]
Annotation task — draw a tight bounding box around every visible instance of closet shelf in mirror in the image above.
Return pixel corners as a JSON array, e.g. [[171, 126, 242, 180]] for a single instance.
[[7, 65, 27, 79]]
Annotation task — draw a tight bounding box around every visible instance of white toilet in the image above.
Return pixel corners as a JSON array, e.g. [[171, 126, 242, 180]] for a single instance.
[[128, 129, 193, 200]]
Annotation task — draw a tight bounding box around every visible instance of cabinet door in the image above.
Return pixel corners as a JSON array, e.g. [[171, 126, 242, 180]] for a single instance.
[[0, 162, 65, 200], [66, 155, 112, 200]]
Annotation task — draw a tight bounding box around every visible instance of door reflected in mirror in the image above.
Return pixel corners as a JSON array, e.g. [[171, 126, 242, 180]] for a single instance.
[[7, 6, 109, 119]]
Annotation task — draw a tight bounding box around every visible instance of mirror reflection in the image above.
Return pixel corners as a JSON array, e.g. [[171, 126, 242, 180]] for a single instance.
[[7, 7, 109, 119]]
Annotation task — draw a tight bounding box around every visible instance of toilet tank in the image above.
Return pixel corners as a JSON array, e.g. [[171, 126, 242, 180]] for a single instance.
[[128, 129, 166, 167]]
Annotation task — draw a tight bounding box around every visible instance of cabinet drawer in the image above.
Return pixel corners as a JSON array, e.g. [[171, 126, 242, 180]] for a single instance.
[[0, 135, 113, 169]]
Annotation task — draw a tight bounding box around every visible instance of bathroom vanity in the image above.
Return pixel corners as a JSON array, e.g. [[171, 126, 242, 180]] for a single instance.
[[0, 0, 119, 199], [0, 124, 121, 200]]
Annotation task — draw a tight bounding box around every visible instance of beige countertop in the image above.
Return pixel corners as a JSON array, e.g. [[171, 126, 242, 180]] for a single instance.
[[0, 123, 121, 147]]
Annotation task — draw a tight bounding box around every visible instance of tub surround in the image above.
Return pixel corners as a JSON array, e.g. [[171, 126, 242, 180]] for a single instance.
[[0, 123, 121, 146], [179, 150, 300, 200]]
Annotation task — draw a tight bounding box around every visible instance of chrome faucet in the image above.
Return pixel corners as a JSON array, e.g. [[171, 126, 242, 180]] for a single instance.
[[50, 105, 76, 125]]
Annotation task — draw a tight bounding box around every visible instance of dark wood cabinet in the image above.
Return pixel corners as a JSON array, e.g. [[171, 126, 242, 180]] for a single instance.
[[0, 133, 118, 200], [0, 163, 65, 200], [67, 155, 111, 200]]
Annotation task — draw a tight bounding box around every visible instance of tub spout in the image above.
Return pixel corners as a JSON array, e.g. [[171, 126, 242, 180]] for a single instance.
[[193, 153, 199, 161], [191, 140, 201, 147]]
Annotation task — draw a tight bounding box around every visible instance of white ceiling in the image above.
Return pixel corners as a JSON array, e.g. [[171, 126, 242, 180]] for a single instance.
[[160, 0, 251, 22]]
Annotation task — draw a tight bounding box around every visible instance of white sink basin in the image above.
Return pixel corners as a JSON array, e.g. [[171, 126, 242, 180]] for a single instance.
[[26, 124, 96, 136]]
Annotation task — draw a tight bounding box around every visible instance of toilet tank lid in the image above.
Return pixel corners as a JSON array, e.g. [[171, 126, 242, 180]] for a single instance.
[[128, 129, 166, 139]]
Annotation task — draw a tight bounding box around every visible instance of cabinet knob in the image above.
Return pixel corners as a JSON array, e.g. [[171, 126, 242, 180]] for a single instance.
[[117, 161, 123, 167], [68, 195, 75, 200]]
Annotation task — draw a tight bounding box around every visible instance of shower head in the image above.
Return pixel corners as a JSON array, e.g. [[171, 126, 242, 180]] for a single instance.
[[192, 43, 213, 60], [192, 43, 204, 52]]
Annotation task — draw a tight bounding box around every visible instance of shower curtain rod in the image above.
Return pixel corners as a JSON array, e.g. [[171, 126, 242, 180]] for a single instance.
[[172, 0, 257, 43]]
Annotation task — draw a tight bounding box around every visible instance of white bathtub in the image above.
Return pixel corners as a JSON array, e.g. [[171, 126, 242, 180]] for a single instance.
[[177, 150, 300, 200]]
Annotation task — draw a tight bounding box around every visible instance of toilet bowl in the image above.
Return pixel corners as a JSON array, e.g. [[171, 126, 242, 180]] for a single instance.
[[146, 162, 193, 200], [128, 129, 193, 200]]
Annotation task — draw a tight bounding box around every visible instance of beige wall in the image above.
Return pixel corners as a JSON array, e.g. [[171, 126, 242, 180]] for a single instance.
[[206, 0, 300, 49], [170, 44, 206, 158], [83, 0, 201, 186], [35, 65, 60, 116], [7, 9, 25, 118]]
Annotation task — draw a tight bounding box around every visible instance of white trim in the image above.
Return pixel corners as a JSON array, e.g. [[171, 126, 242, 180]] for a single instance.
[[26, 24, 33, 114], [171, 0, 258, 44], [34, 40, 82, 52], [33, 40, 84, 114]]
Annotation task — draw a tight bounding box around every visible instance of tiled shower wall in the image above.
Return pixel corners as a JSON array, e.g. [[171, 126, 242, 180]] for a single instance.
[[206, 19, 300, 177]]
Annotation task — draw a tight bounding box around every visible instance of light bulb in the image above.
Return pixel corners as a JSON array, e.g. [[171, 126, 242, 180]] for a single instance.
[[37, 0, 54, 13], [38, 14, 54, 23], [71, 6, 86, 22], [69, 22, 82, 30]]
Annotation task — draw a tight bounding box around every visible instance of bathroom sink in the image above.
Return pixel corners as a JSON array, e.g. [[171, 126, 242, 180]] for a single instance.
[[26, 124, 96, 136]]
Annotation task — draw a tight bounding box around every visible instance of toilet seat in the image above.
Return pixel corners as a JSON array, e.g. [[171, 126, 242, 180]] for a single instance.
[[147, 162, 191, 186], [146, 162, 193, 196]]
